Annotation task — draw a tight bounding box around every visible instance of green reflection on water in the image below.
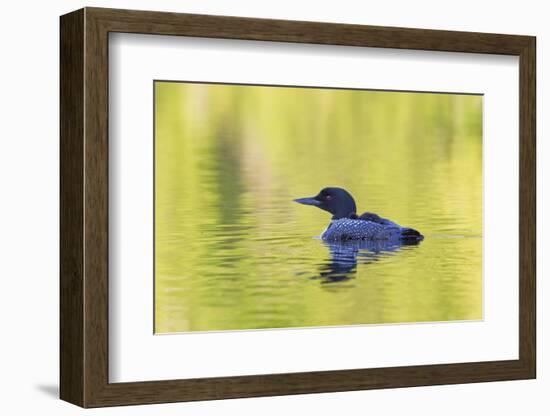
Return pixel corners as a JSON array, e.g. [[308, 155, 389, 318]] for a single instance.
[[155, 81, 482, 333]]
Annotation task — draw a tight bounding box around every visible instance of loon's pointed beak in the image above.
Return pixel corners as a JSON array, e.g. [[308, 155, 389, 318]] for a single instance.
[[294, 197, 321, 207]]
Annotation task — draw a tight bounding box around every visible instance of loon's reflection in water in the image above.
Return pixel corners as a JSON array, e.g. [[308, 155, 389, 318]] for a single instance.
[[314, 239, 422, 284]]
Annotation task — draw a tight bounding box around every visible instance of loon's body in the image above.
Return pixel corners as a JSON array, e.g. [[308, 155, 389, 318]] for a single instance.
[[321, 217, 415, 241], [294, 187, 423, 242]]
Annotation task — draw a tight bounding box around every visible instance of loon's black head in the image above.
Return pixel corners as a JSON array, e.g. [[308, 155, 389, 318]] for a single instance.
[[294, 187, 357, 220]]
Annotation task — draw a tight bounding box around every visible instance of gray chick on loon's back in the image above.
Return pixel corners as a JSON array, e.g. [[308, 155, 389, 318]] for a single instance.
[[294, 187, 423, 242]]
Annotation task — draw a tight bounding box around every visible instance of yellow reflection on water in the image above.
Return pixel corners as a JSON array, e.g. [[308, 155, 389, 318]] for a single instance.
[[155, 81, 482, 333]]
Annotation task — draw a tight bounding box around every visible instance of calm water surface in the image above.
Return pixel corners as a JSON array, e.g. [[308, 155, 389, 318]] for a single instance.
[[155, 82, 482, 333]]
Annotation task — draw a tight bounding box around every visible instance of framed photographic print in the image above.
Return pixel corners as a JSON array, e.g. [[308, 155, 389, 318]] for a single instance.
[[60, 7, 536, 408]]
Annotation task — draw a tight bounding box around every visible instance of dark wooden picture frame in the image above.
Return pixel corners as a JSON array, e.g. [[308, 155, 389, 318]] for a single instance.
[[60, 7, 536, 408]]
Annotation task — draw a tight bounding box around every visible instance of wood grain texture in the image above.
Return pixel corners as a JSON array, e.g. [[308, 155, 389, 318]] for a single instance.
[[59, 8, 84, 406], [59, 7, 537, 408], [83, 10, 110, 406], [518, 38, 536, 375], [89, 7, 532, 54]]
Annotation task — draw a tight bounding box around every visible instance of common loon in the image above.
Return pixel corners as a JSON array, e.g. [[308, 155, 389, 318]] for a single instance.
[[294, 187, 424, 242]]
